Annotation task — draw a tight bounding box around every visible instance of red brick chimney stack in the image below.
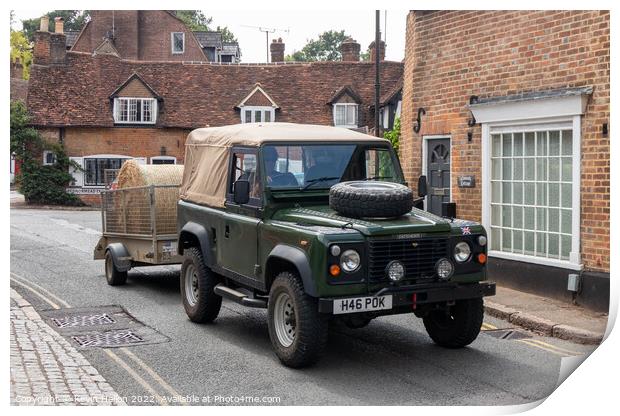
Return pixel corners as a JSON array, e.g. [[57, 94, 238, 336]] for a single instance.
[[49, 17, 67, 64], [341, 37, 361, 62], [33, 16, 51, 65], [270, 38, 285, 63], [369, 39, 386, 62]]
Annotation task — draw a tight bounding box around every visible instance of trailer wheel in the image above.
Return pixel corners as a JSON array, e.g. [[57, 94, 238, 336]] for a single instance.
[[181, 247, 222, 323], [105, 251, 127, 286]]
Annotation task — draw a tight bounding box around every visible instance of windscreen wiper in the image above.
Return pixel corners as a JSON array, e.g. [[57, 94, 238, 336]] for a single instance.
[[301, 176, 340, 191]]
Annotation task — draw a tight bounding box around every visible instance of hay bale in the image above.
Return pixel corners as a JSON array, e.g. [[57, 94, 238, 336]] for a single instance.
[[115, 161, 184, 235]]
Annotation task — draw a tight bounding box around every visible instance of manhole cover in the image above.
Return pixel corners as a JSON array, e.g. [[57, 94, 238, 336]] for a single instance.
[[72, 330, 145, 347], [51, 313, 116, 328], [483, 329, 532, 340]]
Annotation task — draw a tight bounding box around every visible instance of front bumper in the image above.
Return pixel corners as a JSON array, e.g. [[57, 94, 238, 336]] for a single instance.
[[318, 281, 496, 314]]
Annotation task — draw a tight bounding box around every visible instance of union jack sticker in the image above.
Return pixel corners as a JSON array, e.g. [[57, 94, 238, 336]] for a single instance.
[[461, 226, 472, 235]]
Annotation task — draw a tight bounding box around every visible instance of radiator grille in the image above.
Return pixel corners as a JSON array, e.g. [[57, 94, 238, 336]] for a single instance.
[[367, 237, 449, 282]]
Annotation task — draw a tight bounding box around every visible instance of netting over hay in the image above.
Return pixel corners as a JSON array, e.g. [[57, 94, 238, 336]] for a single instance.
[[108, 161, 184, 235]]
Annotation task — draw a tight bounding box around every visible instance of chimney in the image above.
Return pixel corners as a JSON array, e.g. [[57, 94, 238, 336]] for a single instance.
[[369, 40, 386, 62], [33, 16, 51, 65], [49, 17, 67, 64], [54, 16, 64, 34], [11, 58, 24, 79], [40, 15, 49, 31], [340, 37, 360, 62], [270, 38, 285, 63]]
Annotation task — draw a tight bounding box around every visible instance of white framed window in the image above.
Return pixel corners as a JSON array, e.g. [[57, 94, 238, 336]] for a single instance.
[[150, 156, 177, 165], [333, 103, 358, 128], [171, 32, 185, 54], [113, 98, 157, 124], [473, 89, 589, 270], [42, 150, 56, 165], [240, 106, 275, 123]]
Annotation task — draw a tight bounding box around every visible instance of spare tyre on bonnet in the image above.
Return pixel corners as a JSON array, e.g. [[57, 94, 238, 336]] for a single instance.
[[329, 181, 414, 218]]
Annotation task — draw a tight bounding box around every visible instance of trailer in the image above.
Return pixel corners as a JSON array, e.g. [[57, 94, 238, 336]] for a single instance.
[[93, 184, 183, 285]]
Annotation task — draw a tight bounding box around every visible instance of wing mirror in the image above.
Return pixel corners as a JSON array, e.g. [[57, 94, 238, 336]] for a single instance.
[[417, 175, 428, 197], [233, 179, 250, 205]]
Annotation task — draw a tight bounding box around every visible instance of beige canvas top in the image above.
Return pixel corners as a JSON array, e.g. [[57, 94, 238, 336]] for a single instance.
[[180, 123, 389, 207]]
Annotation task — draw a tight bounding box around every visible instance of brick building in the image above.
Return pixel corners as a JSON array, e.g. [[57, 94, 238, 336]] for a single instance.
[[26, 11, 402, 204], [400, 11, 609, 310]]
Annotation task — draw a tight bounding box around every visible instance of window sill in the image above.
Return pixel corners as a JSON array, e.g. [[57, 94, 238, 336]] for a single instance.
[[488, 250, 582, 271]]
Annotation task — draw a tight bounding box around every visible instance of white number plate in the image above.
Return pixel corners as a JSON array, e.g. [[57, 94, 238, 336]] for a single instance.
[[333, 295, 393, 315]]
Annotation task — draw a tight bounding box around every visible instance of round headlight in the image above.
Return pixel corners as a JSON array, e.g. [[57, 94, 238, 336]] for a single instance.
[[340, 250, 361, 272], [454, 242, 472, 263], [436, 258, 454, 280], [330, 245, 341, 256], [386, 261, 405, 282], [477, 235, 487, 247]]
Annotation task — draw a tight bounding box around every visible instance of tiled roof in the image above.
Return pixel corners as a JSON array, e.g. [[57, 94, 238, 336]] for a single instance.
[[65, 30, 80, 47], [193, 31, 222, 48], [27, 52, 403, 129]]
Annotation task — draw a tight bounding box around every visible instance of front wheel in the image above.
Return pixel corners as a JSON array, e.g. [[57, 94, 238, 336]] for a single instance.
[[267, 272, 328, 368], [423, 298, 484, 348], [180, 247, 222, 323]]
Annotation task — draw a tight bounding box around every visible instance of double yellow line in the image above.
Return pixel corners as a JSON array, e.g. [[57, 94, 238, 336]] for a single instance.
[[480, 320, 584, 357], [10, 272, 186, 406]]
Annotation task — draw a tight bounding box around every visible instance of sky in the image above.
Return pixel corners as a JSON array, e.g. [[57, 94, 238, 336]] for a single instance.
[[11, 9, 408, 63]]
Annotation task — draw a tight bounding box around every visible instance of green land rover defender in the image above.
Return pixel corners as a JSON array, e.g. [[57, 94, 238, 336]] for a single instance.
[[176, 123, 495, 367]]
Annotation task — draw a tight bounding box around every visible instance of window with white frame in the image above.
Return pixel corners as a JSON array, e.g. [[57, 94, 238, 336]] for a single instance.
[[42, 150, 56, 165], [114, 98, 157, 124], [333, 103, 358, 128], [150, 156, 176, 165], [83, 157, 130, 186], [171, 32, 185, 54], [241, 106, 275, 123], [489, 127, 574, 262]]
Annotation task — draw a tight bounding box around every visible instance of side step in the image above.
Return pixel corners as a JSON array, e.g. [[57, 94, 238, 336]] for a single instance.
[[214, 284, 267, 309]]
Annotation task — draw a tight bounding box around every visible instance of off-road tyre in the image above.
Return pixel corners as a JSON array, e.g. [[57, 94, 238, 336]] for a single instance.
[[423, 297, 484, 348], [105, 251, 127, 286], [268, 271, 328, 368], [329, 181, 413, 218], [180, 247, 222, 323]]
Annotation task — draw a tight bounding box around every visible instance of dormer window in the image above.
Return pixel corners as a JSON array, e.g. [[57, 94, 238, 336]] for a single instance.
[[333, 103, 358, 128], [172, 32, 185, 54], [114, 98, 157, 124]]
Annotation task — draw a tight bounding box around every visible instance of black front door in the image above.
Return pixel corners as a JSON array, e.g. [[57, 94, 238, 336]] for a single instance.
[[426, 138, 451, 216]]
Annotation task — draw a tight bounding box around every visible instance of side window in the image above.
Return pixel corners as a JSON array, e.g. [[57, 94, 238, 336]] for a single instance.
[[365, 148, 397, 180], [230, 150, 261, 203]]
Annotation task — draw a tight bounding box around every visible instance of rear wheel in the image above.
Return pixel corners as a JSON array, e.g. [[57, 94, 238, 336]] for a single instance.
[[268, 271, 328, 368], [423, 298, 484, 348], [181, 247, 222, 323], [105, 251, 127, 286]]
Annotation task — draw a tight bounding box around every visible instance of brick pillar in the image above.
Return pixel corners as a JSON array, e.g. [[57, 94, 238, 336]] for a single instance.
[[270, 38, 285, 63], [369, 39, 386, 62], [341, 37, 360, 61]]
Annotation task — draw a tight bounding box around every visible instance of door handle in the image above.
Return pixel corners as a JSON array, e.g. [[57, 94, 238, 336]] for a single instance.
[[225, 225, 230, 238]]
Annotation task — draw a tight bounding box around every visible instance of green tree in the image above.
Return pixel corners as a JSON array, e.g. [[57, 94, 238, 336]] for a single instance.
[[10, 30, 32, 79], [383, 117, 401, 155], [285, 30, 349, 62], [217, 25, 238, 43], [176, 10, 212, 31], [10, 101, 83, 206], [22, 10, 90, 43]]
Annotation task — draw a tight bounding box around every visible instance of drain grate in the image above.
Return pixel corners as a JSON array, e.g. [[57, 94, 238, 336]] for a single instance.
[[483, 329, 532, 340], [51, 313, 116, 328], [72, 330, 145, 347]]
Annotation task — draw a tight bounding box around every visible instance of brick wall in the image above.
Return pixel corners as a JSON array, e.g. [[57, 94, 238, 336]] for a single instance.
[[401, 10, 609, 272]]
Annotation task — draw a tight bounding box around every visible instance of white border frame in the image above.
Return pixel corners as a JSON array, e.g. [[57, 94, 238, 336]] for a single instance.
[[42, 150, 56, 166], [481, 116, 582, 270], [240, 106, 276, 123], [422, 135, 452, 212]]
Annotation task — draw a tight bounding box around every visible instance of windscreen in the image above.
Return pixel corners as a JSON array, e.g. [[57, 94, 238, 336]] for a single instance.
[[262, 144, 403, 190]]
